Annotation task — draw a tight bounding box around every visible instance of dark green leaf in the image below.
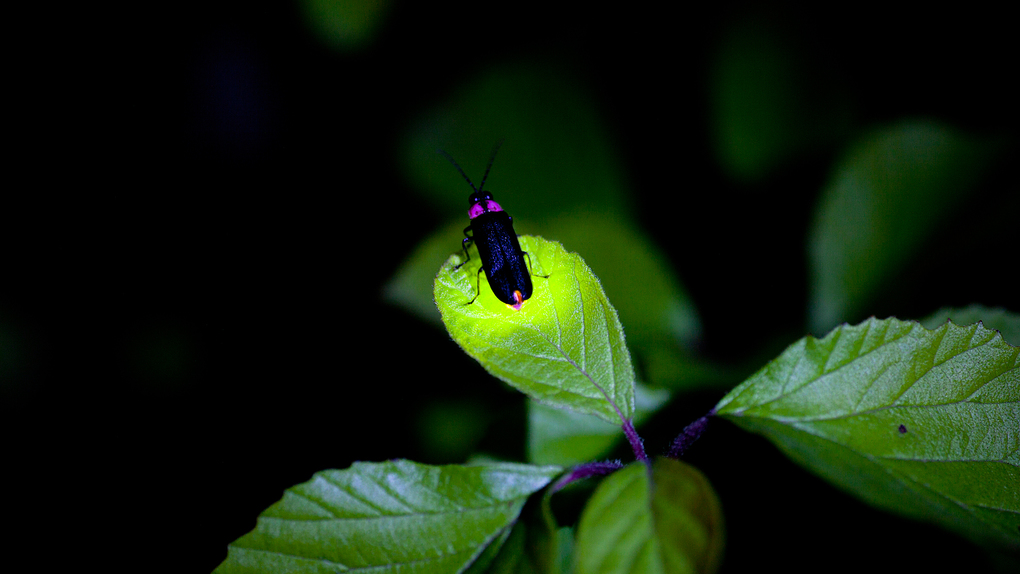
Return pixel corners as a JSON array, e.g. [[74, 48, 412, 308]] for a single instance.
[[214, 460, 562, 574], [808, 121, 996, 332], [483, 509, 574, 574], [402, 63, 630, 221], [383, 221, 467, 325], [299, 0, 392, 51], [716, 317, 1020, 552], [481, 521, 535, 574], [574, 459, 724, 574], [709, 17, 851, 182]]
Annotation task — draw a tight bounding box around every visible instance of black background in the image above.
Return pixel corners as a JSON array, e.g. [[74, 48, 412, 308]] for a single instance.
[[3, 1, 1016, 572]]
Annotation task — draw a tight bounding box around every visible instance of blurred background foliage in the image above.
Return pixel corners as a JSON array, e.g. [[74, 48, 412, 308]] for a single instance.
[[4, 1, 1016, 572]]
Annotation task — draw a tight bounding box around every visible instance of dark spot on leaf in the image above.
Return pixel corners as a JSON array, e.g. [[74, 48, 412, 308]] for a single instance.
[[898, 424, 908, 434]]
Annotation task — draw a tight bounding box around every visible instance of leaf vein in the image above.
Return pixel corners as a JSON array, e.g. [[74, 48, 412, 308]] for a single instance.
[[851, 361, 895, 414], [287, 488, 341, 518], [889, 327, 1011, 406], [751, 325, 917, 413], [964, 348, 1020, 402], [742, 328, 1017, 415], [472, 328, 611, 407], [355, 472, 421, 513], [258, 504, 504, 521], [874, 454, 1019, 465], [225, 544, 348, 568], [780, 396, 1020, 422], [550, 250, 565, 348], [781, 348, 804, 397], [600, 292, 623, 417], [970, 501, 1020, 515], [575, 255, 587, 375], [318, 474, 392, 515]]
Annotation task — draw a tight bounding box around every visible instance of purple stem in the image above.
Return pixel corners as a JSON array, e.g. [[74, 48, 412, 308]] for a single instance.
[[551, 460, 624, 492], [622, 418, 647, 462], [666, 408, 715, 459]]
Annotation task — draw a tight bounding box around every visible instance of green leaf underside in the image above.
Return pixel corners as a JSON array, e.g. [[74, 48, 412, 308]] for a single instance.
[[479, 520, 533, 574], [214, 460, 562, 574], [435, 236, 636, 424], [575, 459, 724, 574], [482, 506, 574, 574], [716, 317, 1020, 551]]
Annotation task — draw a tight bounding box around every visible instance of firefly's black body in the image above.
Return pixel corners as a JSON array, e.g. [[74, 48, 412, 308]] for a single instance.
[[465, 196, 533, 307], [443, 144, 538, 309]]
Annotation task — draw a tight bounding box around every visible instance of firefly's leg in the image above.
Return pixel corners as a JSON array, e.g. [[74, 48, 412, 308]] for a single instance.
[[454, 226, 474, 271], [523, 251, 550, 279], [466, 267, 485, 305]]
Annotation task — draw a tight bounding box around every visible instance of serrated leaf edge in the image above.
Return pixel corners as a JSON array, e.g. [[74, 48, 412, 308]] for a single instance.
[[720, 318, 1019, 423]]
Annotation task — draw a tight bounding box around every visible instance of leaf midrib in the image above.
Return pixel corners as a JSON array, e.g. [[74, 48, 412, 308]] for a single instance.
[[756, 395, 1020, 424]]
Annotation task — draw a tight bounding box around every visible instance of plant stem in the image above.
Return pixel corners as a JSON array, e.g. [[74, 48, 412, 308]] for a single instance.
[[622, 418, 647, 462], [551, 460, 624, 492], [666, 409, 715, 458]]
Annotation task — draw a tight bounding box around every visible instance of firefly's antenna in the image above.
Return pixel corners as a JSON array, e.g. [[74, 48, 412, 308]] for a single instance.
[[438, 139, 504, 194], [477, 140, 503, 193], [438, 149, 477, 193]]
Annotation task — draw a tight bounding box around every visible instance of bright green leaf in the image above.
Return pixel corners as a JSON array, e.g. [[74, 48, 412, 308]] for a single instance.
[[716, 317, 1020, 552], [214, 460, 562, 574], [386, 216, 723, 398], [574, 459, 724, 574], [435, 236, 636, 424], [528, 383, 670, 466], [922, 305, 1020, 347], [808, 120, 996, 332]]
